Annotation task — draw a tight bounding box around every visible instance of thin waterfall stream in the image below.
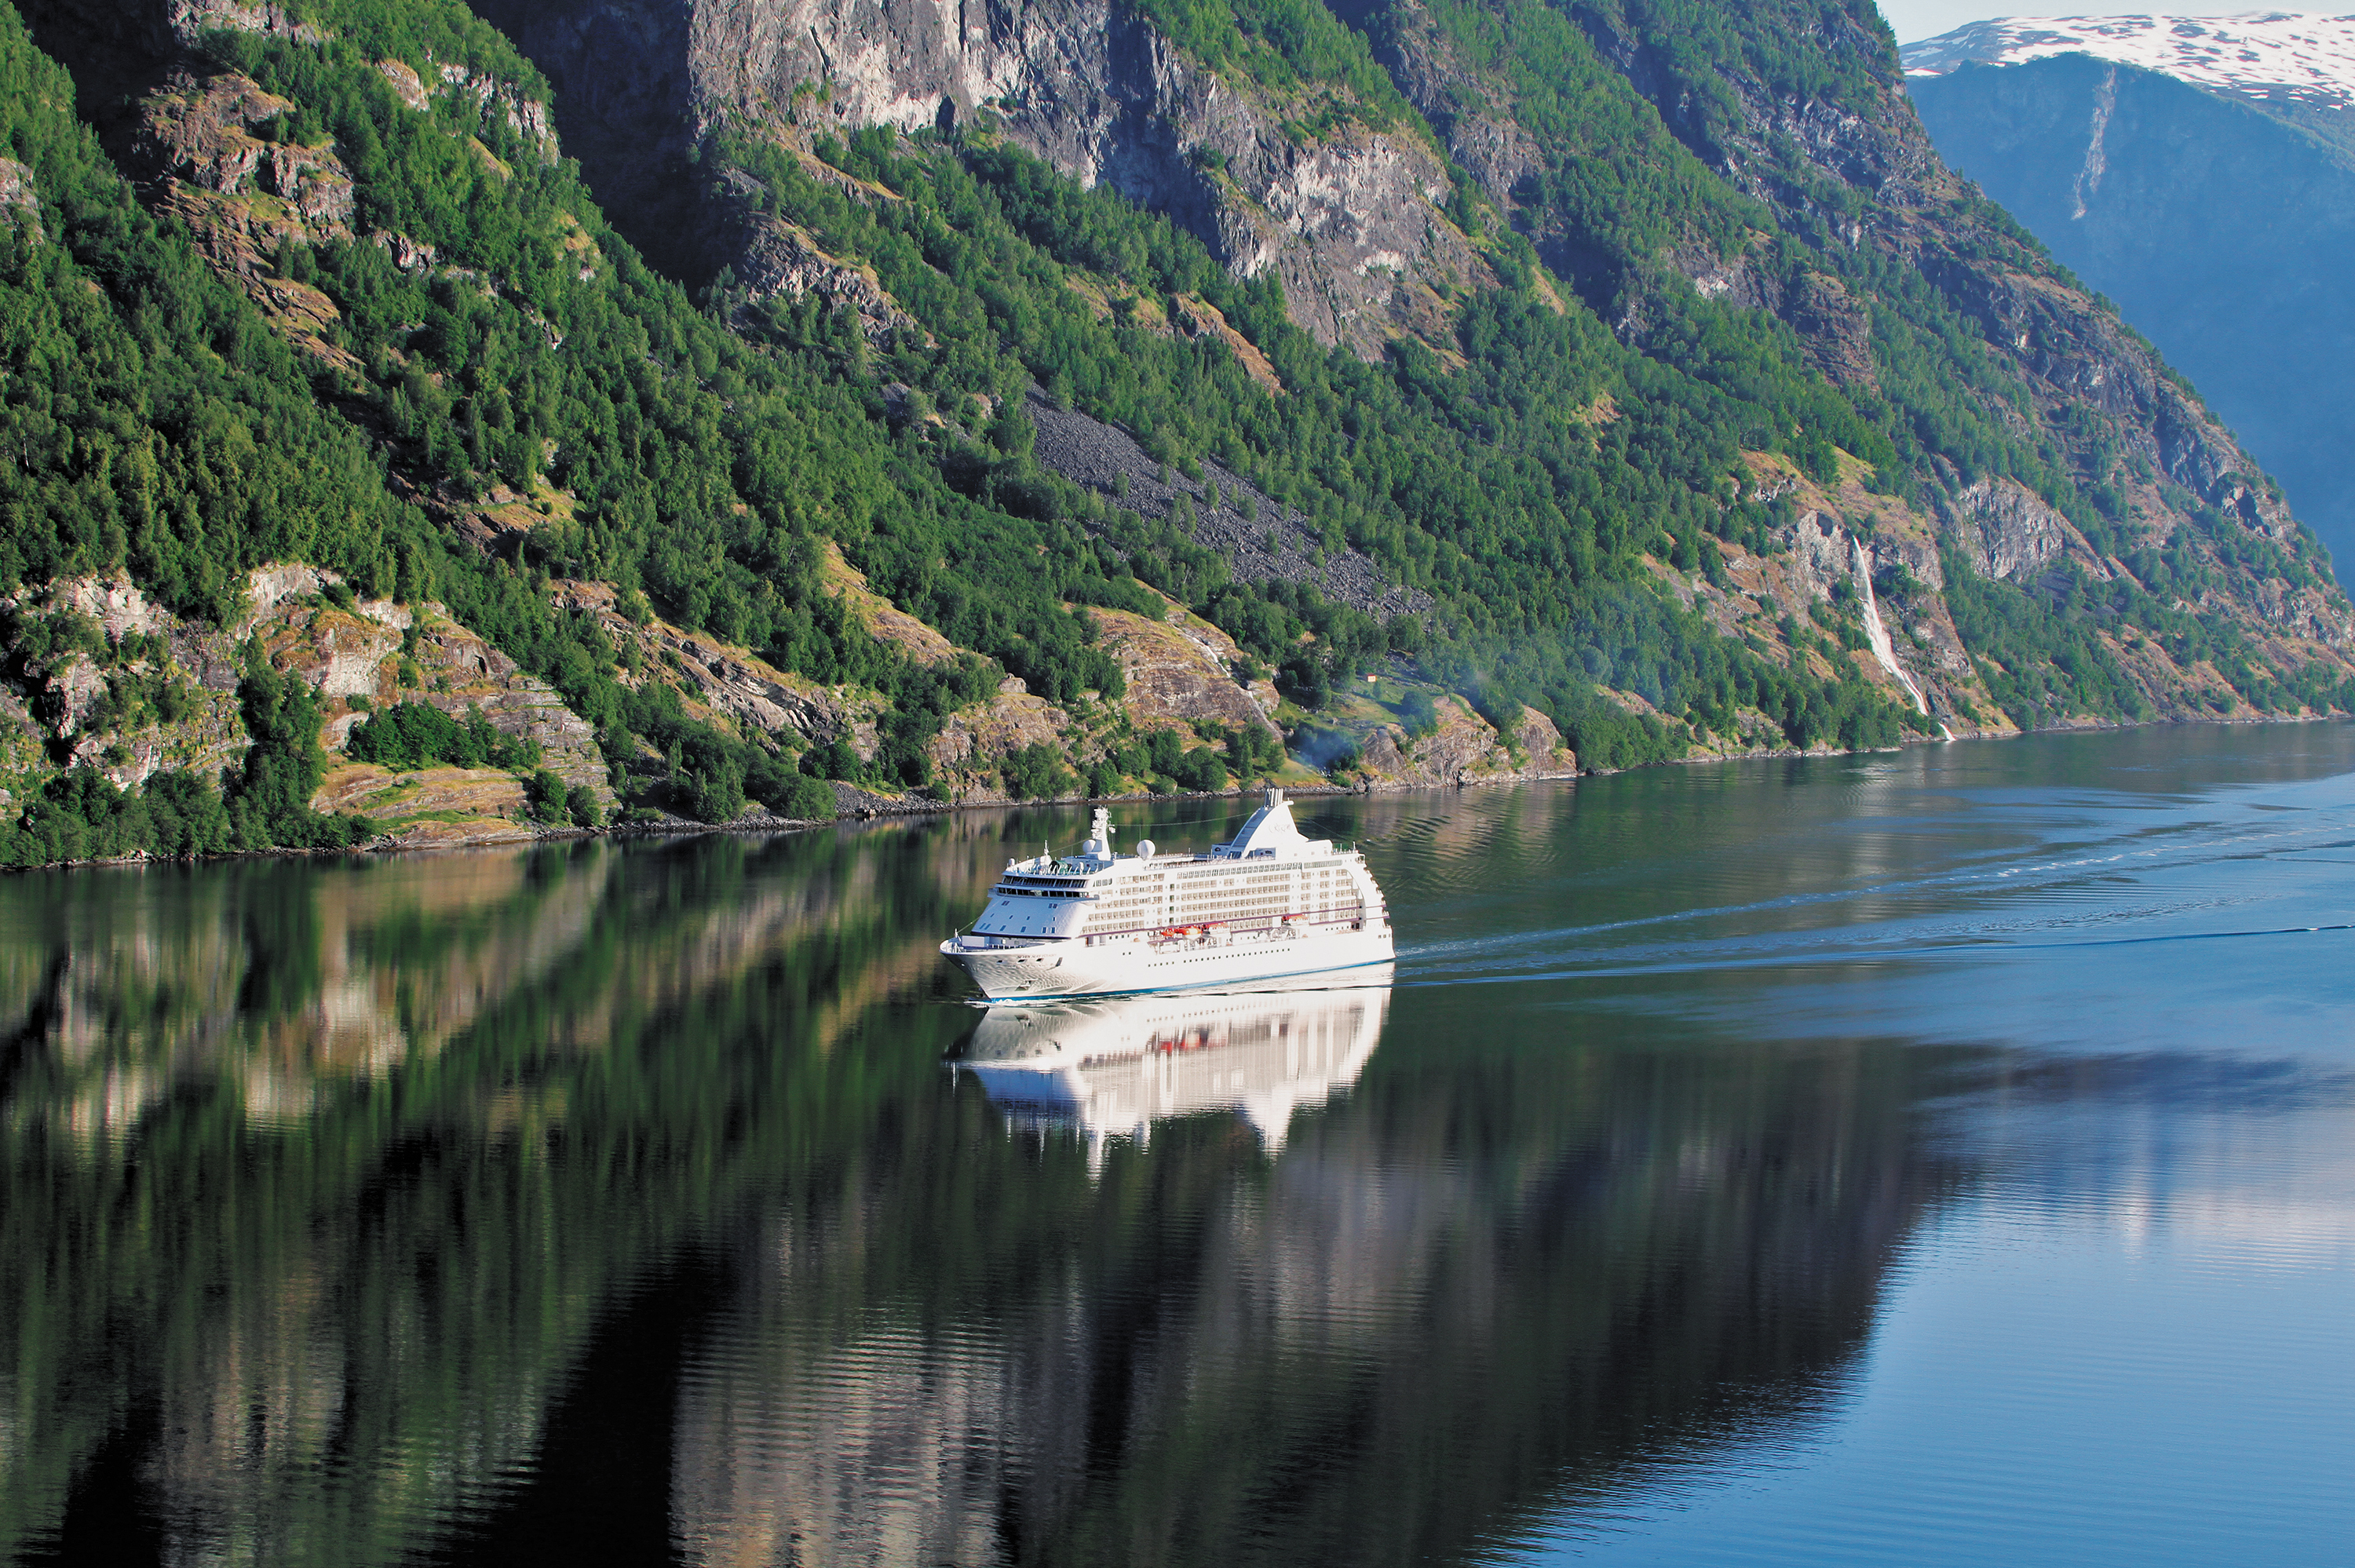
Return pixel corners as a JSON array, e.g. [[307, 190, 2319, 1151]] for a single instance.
[[1854, 538, 1949, 738]]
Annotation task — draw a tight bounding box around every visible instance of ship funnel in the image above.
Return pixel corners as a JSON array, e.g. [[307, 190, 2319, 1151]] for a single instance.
[[1085, 807, 1115, 859]]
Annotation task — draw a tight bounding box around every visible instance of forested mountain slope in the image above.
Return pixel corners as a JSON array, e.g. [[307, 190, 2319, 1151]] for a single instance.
[[476, 0, 2355, 719], [1905, 22, 2355, 565], [2, 0, 2351, 864]]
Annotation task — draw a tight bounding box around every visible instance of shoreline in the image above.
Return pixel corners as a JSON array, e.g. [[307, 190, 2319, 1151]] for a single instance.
[[10, 712, 2344, 873]]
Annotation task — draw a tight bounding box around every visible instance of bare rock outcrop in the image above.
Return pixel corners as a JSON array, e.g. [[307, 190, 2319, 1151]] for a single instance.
[[473, 0, 1486, 356], [1170, 294, 1284, 393], [1357, 0, 1541, 208], [164, 0, 323, 45], [812, 542, 962, 665], [548, 578, 880, 753], [1085, 602, 1277, 738], [1952, 476, 2069, 582], [184, 570, 618, 804], [2243, 578, 2355, 647], [926, 688, 1072, 793], [376, 58, 429, 111], [0, 157, 43, 240], [1357, 698, 1575, 788], [1026, 388, 1431, 618], [1, 569, 618, 804], [732, 213, 922, 343], [1777, 272, 1878, 390], [1705, 455, 2003, 734], [133, 71, 355, 228], [432, 60, 557, 160], [385, 614, 613, 802], [106, 70, 363, 370], [142, 0, 549, 163], [1559, 0, 2347, 696], [4, 578, 246, 790]]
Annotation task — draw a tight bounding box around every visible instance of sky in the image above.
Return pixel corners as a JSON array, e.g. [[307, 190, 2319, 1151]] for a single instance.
[[1875, 1, 2044, 45], [1877, 0, 2003, 45]]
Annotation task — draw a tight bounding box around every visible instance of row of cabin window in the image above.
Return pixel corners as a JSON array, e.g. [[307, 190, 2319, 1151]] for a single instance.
[[1093, 870, 1353, 915], [1079, 904, 1356, 928]]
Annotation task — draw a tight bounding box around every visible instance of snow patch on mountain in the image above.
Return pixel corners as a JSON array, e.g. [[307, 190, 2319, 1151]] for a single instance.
[[1901, 13, 2355, 111]]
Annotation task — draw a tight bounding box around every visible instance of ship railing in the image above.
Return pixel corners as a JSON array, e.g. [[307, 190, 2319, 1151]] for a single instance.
[[955, 932, 1056, 951]]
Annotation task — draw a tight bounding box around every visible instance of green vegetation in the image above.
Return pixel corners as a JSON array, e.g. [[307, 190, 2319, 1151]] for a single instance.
[[719, 125, 1924, 767], [1126, 0, 1429, 135], [1412, 0, 1764, 279], [224, 645, 376, 848], [521, 765, 601, 827], [0, 0, 1111, 855], [4, 0, 2344, 869], [0, 766, 232, 866], [345, 702, 539, 772], [1076, 720, 1278, 797], [1398, 688, 1439, 738], [0, 610, 202, 743], [1941, 533, 2355, 727], [1000, 740, 1074, 800], [0, 640, 372, 867], [199, 21, 1125, 753], [0, 11, 411, 621], [1570, 0, 1897, 149], [1407, 0, 2102, 534]]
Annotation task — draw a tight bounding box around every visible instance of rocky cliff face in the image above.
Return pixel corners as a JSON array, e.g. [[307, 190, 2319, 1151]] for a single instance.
[[1908, 53, 2355, 565], [1085, 598, 1277, 738], [1357, 698, 1575, 787], [555, 0, 2353, 712], [471, 0, 1485, 355], [1559, 4, 2355, 692], [1571, 6, 2289, 542]]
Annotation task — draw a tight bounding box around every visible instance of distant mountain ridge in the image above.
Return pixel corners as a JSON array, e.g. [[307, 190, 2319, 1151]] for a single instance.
[[1902, 12, 2355, 111], [1902, 11, 2355, 159], [1905, 16, 2355, 565]]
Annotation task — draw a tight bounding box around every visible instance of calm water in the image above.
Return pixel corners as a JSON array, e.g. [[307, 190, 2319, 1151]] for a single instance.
[[4, 724, 2353, 1566]]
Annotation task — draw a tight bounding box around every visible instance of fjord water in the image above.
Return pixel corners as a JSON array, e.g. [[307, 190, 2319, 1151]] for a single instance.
[[5, 726, 2353, 1566]]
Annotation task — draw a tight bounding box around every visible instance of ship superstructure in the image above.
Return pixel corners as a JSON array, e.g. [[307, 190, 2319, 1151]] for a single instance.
[[939, 789, 1393, 998]]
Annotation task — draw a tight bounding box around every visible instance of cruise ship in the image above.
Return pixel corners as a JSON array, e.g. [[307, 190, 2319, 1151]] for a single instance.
[[939, 789, 1393, 998]]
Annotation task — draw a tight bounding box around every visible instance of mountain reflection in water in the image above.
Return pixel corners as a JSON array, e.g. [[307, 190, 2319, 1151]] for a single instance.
[[3, 724, 2353, 1566], [674, 998, 1940, 1567]]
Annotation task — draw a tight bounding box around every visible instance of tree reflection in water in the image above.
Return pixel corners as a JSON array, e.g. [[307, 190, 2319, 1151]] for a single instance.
[[0, 805, 1964, 1566]]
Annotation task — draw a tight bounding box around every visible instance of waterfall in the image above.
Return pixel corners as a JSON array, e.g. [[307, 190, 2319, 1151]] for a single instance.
[[1853, 540, 1951, 738]]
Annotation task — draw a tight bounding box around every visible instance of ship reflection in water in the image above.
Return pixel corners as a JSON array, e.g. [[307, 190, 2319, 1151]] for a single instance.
[[949, 968, 1395, 1166]]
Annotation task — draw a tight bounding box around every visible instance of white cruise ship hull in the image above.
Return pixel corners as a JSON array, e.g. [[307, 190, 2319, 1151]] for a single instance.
[[942, 791, 1394, 1001], [940, 922, 1394, 1000]]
